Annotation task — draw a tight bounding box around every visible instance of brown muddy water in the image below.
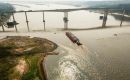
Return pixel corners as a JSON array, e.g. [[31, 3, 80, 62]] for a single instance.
[[0, 27, 130, 80], [44, 29, 130, 80]]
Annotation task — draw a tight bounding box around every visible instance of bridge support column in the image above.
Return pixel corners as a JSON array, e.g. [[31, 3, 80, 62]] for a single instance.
[[43, 11, 46, 31], [12, 13, 18, 32], [120, 9, 125, 27], [25, 12, 30, 32], [1, 25, 5, 32], [102, 9, 108, 28], [63, 12, 68, 30]]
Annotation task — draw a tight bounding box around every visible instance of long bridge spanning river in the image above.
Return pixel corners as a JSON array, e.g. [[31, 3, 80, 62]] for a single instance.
[[1, 8, 130, 32]]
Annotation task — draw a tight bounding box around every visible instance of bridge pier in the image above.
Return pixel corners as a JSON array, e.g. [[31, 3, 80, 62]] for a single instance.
[[12, 13, 18, 32], [102, 9, 108, 28], [63, 12, 69, 30], [1, 25, 5, 32], [120, 9, 125, 27], [25, 12, 30, 32], [43, 11, 46, 31]]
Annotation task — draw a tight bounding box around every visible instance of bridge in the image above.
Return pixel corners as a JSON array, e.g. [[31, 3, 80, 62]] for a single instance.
[[0, 8, 129, 32]]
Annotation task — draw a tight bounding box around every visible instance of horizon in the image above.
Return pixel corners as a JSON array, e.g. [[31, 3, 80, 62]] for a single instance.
[[0, 0, 124, 2]]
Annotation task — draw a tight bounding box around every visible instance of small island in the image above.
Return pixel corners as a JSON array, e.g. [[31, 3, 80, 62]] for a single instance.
[[0, 36, 58, 80]]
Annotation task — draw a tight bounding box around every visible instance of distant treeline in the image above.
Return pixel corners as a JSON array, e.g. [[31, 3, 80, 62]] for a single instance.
[[0, 3, 15, 26], [109, 4, 130, 15], [85, 1, 130, 15], [54, 1, 130, 15]]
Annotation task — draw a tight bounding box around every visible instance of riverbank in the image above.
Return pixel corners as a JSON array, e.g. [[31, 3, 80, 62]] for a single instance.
[[0, 36, 58, 80]]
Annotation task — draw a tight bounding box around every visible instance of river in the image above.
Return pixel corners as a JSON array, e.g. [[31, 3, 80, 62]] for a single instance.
[[1, 1, 130, 80]]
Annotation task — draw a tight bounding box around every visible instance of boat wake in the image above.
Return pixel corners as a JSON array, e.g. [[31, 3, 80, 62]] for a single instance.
[[46, 44, 102, 80]]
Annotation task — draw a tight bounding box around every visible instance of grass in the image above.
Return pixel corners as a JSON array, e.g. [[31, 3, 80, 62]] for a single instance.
[[22, 54, 43, 80]]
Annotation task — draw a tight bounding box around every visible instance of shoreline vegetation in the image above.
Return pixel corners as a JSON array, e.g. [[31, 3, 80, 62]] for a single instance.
[[0, 36, 58, 80], [0, 3, 15, 26]]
